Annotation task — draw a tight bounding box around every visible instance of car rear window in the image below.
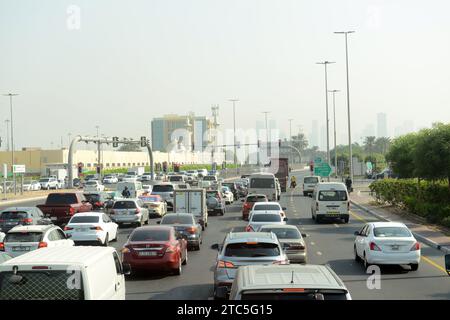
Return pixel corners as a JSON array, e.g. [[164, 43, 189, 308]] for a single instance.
[[203, 176, 216, 181], [247, 195, 267, 202], [206, 192, 219, 198], [224, 242, 280, 257], [169, 176, 183, 181], [161, 215, 193, 225], [46, 194, 78, 205], [113, 201, 137, 209], [250, 178, 275, 188], [318, 191, 348, 201], [5, 232, 43, 243], [69, 216, 100, 224], [253, 204, 281, 211], [0, 211, 28, 220], [304, 177, 319, 184], [152, 185, 174, 192], [84, 194, 100, 202], [251, 214, 282, 222], [373, 227, 411, 238], [260, 228, 301, 239], [130, 229, 170, 241]]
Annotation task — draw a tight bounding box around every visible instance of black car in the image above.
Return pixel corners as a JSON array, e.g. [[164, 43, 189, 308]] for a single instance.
[[83, 192, 111, 210], [0, 207, 51, 233]]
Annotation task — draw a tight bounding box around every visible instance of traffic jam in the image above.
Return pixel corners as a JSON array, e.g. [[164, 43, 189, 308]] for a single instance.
[[0, 163, 449, 301]]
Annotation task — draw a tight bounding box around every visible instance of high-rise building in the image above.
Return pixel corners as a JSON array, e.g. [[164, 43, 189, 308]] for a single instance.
[[377, 113, 388, 138], [310, 120, 319, 147], [151, 114, 212, 152]]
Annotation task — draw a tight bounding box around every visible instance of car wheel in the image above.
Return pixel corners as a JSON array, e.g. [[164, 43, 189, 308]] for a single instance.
[[303, 192, 307, 196], [103, 234, 109, 247], [344, 217, 349, 224], [354, 245, 361, 262], [182, 249, 188, 265], [201, 225, 205, 231], [221, 209, 225, 216], [363, 252, 372, 269], [173, 257, 182, 275], [316, 215, 321, 223], [410, 263, 419, 271]]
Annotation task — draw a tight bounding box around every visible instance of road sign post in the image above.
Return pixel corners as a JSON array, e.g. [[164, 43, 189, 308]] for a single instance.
[[314, 162, 332, 177]]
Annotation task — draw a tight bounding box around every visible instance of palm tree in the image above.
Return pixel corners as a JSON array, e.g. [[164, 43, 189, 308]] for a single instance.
[[363, 136, 376, 154], [375, 137, 391, 154]]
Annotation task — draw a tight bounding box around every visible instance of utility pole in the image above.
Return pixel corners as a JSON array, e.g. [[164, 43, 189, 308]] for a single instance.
[[316, 62, 335, 182], [335, 30, 355, 182], [329, 90, 340, 178], [3, 93, 19, 194], [288, 119, 293, 163], [229, 99, 239, 166], [262, 111, 270, 159], [95, 126, 101, 179], [5, 120, 10, 151]]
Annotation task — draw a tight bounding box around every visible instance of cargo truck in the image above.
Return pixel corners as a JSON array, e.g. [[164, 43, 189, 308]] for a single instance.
[[173, 189, 208, 230], [270, 157, 289, 192]]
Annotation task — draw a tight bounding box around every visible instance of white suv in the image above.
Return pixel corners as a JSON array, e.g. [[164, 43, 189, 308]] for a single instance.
[[39, 177, 59, 190]]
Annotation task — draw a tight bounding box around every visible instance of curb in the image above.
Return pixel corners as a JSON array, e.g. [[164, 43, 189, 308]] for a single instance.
[[0, 196, 47, 206], [350, 199, 450, 255]]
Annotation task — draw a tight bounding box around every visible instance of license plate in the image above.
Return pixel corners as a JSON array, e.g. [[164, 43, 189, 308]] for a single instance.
[[13, 247, 30, 252], [391, 246, 400, 250], [138, 251, 157, 256], [51, 217, 57, 221], [76, 228, 88, 232]]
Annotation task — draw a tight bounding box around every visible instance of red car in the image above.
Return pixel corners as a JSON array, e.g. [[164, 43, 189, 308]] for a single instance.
[[241, 194, 268, 220], [121, 226, 188, 275]]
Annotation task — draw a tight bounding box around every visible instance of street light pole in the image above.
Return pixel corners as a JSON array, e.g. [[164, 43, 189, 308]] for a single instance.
[[229, 99, 239, 167], [95, 126, 102, 179], [5, 120, 10, 151], [3, 93, 19, 194], [288, 119, 293, 163], [329, 90, 340, 178], [262, 111, 270, 156], [335, 30, 355, 182], [316, 62, 335, 182]]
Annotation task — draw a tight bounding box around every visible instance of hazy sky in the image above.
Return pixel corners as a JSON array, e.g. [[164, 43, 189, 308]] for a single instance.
[[1, 0, 449, 150]]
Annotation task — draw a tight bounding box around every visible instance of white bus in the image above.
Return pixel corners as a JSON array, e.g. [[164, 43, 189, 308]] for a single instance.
[[248, 173, 278, 201]]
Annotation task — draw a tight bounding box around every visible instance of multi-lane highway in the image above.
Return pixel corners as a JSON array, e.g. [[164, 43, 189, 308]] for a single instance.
[[2, 169, 449, 300]]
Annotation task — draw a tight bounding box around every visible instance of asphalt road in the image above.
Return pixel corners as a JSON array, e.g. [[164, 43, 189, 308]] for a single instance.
[[1, 169, 449, 300]]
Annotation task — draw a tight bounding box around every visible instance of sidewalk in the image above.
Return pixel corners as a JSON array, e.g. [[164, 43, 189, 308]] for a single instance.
[[350, 187, 450, 254]]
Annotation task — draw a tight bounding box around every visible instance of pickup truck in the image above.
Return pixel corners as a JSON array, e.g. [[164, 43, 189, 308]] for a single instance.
[[37, 192, 93, 226]]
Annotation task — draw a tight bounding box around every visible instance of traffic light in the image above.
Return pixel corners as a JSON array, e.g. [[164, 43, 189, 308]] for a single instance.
[[112, 136, 119, 148], [96, 166, 100, 174], [140, 136, 147, 147]]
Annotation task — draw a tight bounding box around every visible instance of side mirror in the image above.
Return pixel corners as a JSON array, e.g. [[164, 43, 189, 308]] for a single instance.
[[308, 194, 313, 198], [122, 263, 131, 276], [211, 243, 219, 250], [301, 233, 308, 238], [282, 207, 287, 211], [156, 221, 161, 224], [354, 231, 360, 236], [445, 254, 450, 276], [284, 217, 288, 222]]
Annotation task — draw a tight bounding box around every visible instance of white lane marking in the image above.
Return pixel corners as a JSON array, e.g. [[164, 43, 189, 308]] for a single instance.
[[316, 251, 322, 256], [334, 223, 340, 228]]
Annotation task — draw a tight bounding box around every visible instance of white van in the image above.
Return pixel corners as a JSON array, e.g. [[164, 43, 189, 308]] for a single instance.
[[0, 246, 129, 300], [311, 182, 349, 223], [115, 181, 144, 198], [248, 173, 278, 201]]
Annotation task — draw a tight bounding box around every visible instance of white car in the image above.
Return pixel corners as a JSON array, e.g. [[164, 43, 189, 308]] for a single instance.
[[354, 222, 421, 271], [248, 202, 287, 221], [143, 184, 153, 193], [122, 174, 138, 182], [23, 180, 41, 191], [39, 177, 59, 190], [1, 225, 74, 257], [64, 212, 118, 246], [84, 180, 105, 192], [0, 232, 5, 242], [221, 186, 234, 204], [103, 175, 118, 184], [246, 212, 287, 232]]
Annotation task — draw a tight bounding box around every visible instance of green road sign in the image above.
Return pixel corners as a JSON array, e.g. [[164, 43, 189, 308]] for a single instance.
[[314, 157, 322, 164], [314, 162, 332, 177]]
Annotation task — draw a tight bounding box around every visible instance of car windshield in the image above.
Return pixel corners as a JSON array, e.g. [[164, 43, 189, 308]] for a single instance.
[[251, 214, 282, 222], [46, 193, 78, 205], [152, 185, 174, 192], [85, 181, 97, 185], [69, 216, 100, 223], [253, 204, 281, 211], [224, 242, 280, 257], [5, 232, 43, 242], [221, 187, 230, 192], [250, 178, 275, 188], [203, 176, 216, 181], [304, 177, 319, 184], [170, 176, 183, 181], [223, 183, 234, 189], [130, 229, 170, 241], [318, 191, 348, 201], [161, 215, 193, 225], [113, 201, 137, 209], [39, 179, 50, 182], [260, 228, 301, 239], [0, 211, 28, 220], [374, 227, 411, 238]]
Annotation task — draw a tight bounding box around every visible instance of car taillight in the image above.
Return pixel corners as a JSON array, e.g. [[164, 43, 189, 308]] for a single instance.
[[38, 242, 48, 249], [347, 202, 350, 210], [369, 242, 381, 251], [95, 202, 102, 207], [22, 218, 33, 224], [135, 208, 141, 214], [69, 207, 75, 215], [0, 242, 4, 251], [273, 260, 289, 265], [121, 246, 131, 254], [64, 226, 73, 231], [410, 242, 420, 251], [244, 203, 252, 208], [110, 210, 115, 214], [245, 225, 253, 232], [165, 246, 176, 253], [90, 226, 103, 231], [217, 260, 236, 268], [186, 227, 197, 234]]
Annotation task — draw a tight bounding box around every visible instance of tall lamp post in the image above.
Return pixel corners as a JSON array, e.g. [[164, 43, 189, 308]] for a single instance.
[[262, 111, 270, 157], [328, 90, 340, 178], [288, 119, 293, 163], [229, 99, 239, 166], [3, 93, 19, 194], [316, 61, 335, 182], [334, 30, 355, 182]]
